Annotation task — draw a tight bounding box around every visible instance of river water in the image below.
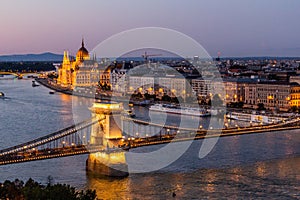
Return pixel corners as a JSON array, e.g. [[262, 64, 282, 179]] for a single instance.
[[0, 78, 299, 199]]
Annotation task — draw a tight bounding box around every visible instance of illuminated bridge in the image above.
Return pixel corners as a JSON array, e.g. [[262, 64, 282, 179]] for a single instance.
[[0, 102, 299, 176], [0, 72, 40, 79]]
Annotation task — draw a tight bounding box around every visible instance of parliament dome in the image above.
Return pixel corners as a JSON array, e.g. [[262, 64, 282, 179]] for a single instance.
[[76, 38, 90, 62]]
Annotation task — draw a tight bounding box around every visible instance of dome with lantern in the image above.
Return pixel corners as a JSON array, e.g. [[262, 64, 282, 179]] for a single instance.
[[76, 38, 90, 62]]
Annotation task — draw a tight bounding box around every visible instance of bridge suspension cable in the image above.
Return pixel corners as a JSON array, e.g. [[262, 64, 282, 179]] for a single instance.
[[0, 117, 103, 157]]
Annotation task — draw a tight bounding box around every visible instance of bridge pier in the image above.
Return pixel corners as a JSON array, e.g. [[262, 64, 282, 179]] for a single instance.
[[87, 102, 128, 177], [86, 150, 128, 177]]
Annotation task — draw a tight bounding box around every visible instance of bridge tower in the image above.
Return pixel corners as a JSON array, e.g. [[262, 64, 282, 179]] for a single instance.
[[86, 102, 128, 177]]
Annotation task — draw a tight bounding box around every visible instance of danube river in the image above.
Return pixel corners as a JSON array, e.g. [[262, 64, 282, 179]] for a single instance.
[[0, 78, 300, 199]]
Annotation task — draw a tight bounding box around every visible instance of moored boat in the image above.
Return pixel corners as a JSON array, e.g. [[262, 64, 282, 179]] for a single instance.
[[149, 104, 210, 117], [122, 109, 136, 118], [32, 80, 40, 87]]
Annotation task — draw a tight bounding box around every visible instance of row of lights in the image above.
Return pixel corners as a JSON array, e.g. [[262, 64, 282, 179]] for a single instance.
[[0, 120, 95, 156]]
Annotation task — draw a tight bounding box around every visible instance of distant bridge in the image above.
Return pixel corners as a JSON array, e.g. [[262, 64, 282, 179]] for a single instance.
[[0, 71, 40, 78]]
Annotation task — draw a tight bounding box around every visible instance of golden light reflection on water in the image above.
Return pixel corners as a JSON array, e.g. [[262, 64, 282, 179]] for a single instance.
[[60, 94, 72, 102], [253, 157, 300, 181], [283, 133, 297, 156], [255, 162, 266, 177], [86, 173, 188, 199], [86, 174, 130, 199], [57, 94, 74, 126], [275, 157, 300, 180], [85, 156, 300, 199], [204, 174, 216, 193], [229, 167, 242, 182]]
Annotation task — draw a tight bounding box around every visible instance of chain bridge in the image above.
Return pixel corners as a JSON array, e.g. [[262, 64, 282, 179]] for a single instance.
[[0, 102, 299, 176]]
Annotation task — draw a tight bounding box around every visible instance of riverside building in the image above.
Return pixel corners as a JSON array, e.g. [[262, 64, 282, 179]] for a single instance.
[[57, 39, 110, 89]]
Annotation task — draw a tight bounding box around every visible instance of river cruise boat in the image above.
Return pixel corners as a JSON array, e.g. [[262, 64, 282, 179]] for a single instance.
[[226, 112, 285, 124], [149, 104, 210, 117]]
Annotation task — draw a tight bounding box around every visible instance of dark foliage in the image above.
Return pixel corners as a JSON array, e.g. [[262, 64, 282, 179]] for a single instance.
[[0, 62, 55, 72], [257, 103, 266, 111], [0, 178, 97, 200]]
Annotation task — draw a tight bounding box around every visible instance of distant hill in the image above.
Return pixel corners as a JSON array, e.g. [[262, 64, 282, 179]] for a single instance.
[[0, 52, 63, 62], [217, 56, 300, 61]]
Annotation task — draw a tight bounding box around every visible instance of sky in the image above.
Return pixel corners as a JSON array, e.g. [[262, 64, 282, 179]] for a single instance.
[[1, 0, 300, 57]]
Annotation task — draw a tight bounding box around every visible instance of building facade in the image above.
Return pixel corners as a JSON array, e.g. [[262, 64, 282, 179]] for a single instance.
[[255, 82, 290, 111], [128, 75, 155, 95], [243, 82, 257, 108], [57, 39, 90, 88], [57, 39, 110, 89], [75, 61, 110, 88], [290, 84, 300, 108], [192, 78, 292, 111]]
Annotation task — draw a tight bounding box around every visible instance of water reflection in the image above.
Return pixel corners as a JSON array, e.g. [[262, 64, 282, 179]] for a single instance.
[[86, 174, 130, 199], [203, 171, 217, 193], [71, 96, 94, 123], [60, 93, 71, 102], [86, 156, 300, 199]]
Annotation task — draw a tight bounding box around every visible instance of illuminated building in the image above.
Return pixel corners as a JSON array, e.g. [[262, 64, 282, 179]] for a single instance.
[[57, 39, 90, 88], [256, 82, 290, 111], [128, 73, 189, 100], [290, 84, 300, 108], [57, 39, 110, 89], [75, 60, 110, 88]]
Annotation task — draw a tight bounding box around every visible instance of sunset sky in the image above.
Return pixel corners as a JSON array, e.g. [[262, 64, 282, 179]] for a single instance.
[[1, 0, 300, 57]]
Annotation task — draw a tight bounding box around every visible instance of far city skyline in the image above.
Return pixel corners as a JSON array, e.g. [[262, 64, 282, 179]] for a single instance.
[[1, 0, 300, 57]]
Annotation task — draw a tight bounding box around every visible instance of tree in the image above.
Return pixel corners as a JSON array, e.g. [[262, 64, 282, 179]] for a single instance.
[[161, 93, 171, 102], [0, 180, 23, 200], [0, 178, 97, 200], [171, 97, 179, 103], [257, 103, 265, 111], [23, 178, 45, 199], [44, 184, 77, 200], [78, 190, 97, 200], [136, 92, 143, 99], [144, 92, 152, 100], [197, 96, 206, 105], [290, 106, 298, 113]]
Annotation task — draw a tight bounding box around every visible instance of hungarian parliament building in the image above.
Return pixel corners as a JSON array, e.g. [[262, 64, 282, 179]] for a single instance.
[[57, 39, 110, 89]]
